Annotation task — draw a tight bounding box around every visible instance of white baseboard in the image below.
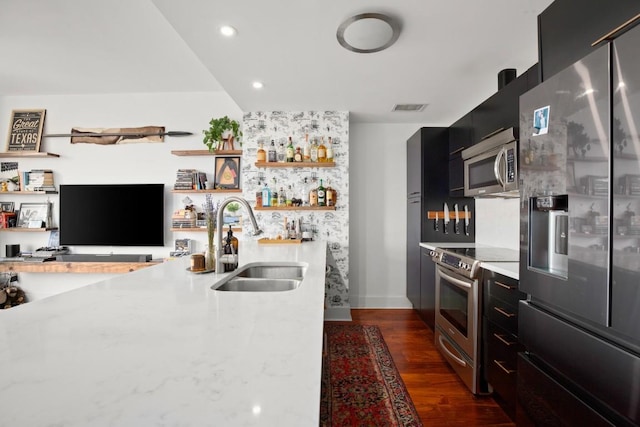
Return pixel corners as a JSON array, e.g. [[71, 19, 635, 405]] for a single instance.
[[349, 295, 413, 309], [324, 306, 352, 321]]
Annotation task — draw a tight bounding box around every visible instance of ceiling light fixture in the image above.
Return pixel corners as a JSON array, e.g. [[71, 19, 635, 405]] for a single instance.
[[252, 81, 264, 89], [336, 13, 400, 54], [220, 25, 237, 37]]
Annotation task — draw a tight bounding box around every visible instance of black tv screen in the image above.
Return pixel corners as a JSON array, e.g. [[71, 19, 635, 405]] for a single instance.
[[59, 184, 164, 246]]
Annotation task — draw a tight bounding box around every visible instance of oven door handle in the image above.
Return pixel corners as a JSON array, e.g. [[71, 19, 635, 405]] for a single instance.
[[438, 335, 467, 367], [437, 267, 472, 290], [494, 147, 506, 188]]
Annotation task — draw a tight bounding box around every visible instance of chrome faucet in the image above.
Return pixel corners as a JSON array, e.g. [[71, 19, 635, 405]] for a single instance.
[[216, 196, 263, 272]]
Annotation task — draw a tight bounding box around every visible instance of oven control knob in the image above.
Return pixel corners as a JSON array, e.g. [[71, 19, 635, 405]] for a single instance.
[[462, 263, 470, 270]]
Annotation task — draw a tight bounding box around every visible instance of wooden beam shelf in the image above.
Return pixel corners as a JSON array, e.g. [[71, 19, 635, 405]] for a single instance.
[[254, 161, 335, 168], [171, 189, 242, 194], [171, 150, 242, 156], [0, 261, 160, 274], [0, 152, 60, 158], [254, 206, 336, 211]]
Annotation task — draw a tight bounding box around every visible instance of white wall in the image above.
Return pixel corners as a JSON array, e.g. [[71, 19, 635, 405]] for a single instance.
[[0, 91, 242, 301], [349, 123, 428, 308], [474, 198, 520, 250]]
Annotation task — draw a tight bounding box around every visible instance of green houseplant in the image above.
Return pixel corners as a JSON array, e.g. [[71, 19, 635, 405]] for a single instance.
[[202, 116, 243, 152]]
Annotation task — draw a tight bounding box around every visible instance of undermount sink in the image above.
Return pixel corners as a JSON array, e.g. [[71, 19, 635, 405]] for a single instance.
[[212, 262, 307, 292]]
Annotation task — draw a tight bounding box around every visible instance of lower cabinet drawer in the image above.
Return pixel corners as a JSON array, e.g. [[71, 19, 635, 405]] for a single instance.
[[486, 298, 519, 334], [485, 320, 520, 420]]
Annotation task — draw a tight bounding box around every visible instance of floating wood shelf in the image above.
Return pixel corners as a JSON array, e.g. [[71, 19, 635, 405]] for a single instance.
[[254, 206, 336, 211], [171, 150, 242, 156], [0, 261, 160, 274], [254, 161, 335, 168], [0, 190, 58, 195], [171, 189, 242, 194], [0, 227, 58, 232], [427, 211, 472, 220], [170, 227, 242, 232], [0, 152, 60, 158], [258, 238, 302, 244]]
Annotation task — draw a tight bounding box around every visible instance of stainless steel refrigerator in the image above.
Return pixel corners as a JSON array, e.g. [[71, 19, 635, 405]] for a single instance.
[[518, 23, 640, 426]]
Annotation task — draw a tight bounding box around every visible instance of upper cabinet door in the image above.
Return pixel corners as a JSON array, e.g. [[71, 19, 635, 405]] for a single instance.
[[611, 23, 640, 347], [407, 128, 423, 198]]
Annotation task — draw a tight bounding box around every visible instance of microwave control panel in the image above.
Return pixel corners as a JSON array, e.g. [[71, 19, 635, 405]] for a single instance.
[[506, 147, 516, 184]]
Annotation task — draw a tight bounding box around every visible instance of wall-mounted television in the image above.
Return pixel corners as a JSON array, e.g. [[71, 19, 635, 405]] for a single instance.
[[59, 184, 164, 246]]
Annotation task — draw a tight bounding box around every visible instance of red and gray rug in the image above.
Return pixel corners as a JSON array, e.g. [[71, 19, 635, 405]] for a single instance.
[[320, 323, 423, 426]]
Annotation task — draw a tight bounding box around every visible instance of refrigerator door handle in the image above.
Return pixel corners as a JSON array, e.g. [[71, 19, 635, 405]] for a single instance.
[[494, 147, 506, 188]]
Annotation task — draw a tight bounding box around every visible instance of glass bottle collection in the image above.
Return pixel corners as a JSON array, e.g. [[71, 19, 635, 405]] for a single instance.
[[257, 134, 334, 164], [259, 178, 337, 208]]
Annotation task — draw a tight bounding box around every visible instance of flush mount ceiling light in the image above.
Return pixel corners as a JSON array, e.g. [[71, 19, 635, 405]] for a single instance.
[[337, 13, 400, 53], [252, 81, 264, 89]]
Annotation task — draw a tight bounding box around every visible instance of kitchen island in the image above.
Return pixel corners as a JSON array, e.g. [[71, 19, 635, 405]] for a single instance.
[[0, 240, 327, 426]]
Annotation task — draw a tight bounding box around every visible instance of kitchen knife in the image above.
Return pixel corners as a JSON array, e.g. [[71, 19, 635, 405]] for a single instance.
[[464, 205, 470, 235], [454, 204, 460, 234], [443, 203, 450, 234], [434, 211, 439, 231]]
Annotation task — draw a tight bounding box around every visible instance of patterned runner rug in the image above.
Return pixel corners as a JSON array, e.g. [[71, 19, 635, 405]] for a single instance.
[[320, 323, 423, 426]]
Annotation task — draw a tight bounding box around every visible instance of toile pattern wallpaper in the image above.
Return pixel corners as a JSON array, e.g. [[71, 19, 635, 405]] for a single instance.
[[241, 111, 350, 310]]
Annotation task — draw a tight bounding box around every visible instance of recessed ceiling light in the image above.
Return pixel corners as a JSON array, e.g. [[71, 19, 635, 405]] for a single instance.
[[252, 81, 264, 89], [220, 25, 237, 37]]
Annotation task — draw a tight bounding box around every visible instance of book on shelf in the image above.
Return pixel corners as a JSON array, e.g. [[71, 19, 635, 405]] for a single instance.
[[173, 169, 209, 190], [21, 170, 56, 192]]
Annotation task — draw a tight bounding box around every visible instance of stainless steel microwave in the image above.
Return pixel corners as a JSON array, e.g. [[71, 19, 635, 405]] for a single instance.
[[462, 127, 518, 197]]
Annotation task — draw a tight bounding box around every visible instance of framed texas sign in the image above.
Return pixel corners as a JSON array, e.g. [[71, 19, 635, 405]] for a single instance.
[[6, 109, 46, 152]]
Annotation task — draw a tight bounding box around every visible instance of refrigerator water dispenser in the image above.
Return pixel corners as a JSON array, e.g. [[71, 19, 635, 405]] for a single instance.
[[528, 195, 569, 279]]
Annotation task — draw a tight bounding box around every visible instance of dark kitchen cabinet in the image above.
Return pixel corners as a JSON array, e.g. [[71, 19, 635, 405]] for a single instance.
[[448, 112, 473, 197], [538, 0, 640, 81], [482, 270, 525, 421], [407, 128, 473, 326], [419, 248, 435, 330], [473, 65, 536, 144]]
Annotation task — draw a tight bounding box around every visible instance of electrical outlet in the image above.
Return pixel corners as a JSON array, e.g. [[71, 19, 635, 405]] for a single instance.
[[9, 273, 18, 282]]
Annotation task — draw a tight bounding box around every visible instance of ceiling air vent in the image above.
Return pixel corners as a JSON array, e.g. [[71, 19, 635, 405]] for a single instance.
[[392, 103, 427, 112]]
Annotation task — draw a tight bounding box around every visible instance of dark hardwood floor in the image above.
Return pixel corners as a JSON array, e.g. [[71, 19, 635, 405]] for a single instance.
[[346, 309, 514, 427]]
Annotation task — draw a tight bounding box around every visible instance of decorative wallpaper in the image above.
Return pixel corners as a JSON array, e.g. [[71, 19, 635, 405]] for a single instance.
[[241, 111, 350, 311]]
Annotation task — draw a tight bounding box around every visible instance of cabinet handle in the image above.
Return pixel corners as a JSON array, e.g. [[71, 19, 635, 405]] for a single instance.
[[493, 333, 516, 346], [494, 306, 516, 318], [493, 359, 516, 374], [494, 280, 516, 290], [450, 186, 464, 191], [592, 13, 640, 46], [449, 147, 465, 156]]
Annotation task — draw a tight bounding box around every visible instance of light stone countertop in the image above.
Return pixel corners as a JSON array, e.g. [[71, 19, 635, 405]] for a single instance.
[[0, 240, 327, 426]]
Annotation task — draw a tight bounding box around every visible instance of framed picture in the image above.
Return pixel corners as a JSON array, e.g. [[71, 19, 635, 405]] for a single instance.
[[214, 156, 241, 189], [17, 202, 50, 228], [6, 109, 46, 152], [0, 202, 15, 212]]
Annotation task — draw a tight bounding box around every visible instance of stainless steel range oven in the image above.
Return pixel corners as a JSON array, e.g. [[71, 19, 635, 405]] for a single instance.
[[430, 246, 519, 394]]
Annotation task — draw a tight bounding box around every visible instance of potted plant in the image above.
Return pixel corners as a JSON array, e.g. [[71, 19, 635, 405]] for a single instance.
[[202, 116, 243, 152]]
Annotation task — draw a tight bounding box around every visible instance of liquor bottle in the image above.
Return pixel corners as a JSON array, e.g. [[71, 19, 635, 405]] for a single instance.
[[309, 185, 318, 207], [286, 185, 293, 207], [302, 177, 310, 206], [271, 187, 278, 207], [303, 134, 311, 162], [326, 137, 334, 163], [310, 138, 319, 162], [261, 183, 271, 207], [277, 141, 286, 162], [278, 187, 286, 207], [257, 141, 266, 163], [326, 180, 337, 207], [267, 139, 277, 162], [294, 147, 303, 162], [317, 137, 327, 162], [289, 220, 297, 240], [286, 137, 295, 162], [317, 179, 326, 206], [223, 226, 238, 272]]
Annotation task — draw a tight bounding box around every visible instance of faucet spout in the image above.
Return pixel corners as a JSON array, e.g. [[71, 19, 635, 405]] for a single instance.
[[216, 196, 263, 272]]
